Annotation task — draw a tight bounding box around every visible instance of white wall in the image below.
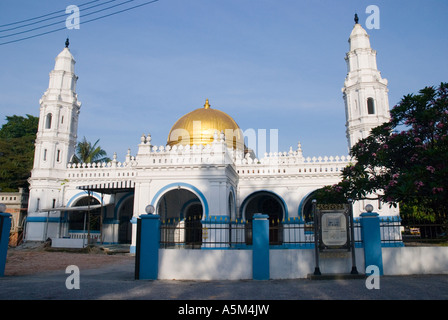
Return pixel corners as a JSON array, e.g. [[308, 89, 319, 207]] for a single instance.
[[158, 249, 252, 280], [156, 246, 448, 280], [383, 246, 448, 275], [157, 248, 367, 280]]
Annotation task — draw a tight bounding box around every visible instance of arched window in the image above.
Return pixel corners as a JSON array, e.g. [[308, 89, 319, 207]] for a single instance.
[[68, 196, 101, 231], [45, 113, 52, 129], [367, 98, 375, 115]]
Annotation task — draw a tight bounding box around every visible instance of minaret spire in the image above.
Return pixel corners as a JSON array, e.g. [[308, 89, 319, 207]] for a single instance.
[[354, 13, 359, 24], [65, 37, 70, 48], [26, 43, 81, 240], [342, 20, 390, 151], [32, 44, 81, 172]]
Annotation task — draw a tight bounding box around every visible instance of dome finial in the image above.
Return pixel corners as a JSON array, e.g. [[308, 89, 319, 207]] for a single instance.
[[65, 37, 70, 48], [354, 13, 359, 24], [204, 99, 210, 109]]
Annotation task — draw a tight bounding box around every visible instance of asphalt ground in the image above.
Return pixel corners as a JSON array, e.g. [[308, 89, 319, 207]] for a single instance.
[[2, 261, 448, 300], [1, 256, 447, 318]]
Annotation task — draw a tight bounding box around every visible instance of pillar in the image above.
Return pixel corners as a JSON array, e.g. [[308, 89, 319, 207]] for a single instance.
[[252, 213, 269, 280], [360, 211, 384, 275], [0, 208, 12, 277], [135, 214, 160, 280]]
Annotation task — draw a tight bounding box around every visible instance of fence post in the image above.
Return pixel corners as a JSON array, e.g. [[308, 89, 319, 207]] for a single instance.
[[360, 208, 383, 275], [252, 213, 269, 280], [0, 205, 12, 277], [135, 214, 160, 280]]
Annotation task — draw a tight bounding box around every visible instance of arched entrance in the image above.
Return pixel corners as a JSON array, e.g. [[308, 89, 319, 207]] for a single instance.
[[118, 195, 133, 244], [242, 191, 286, 245], [157, 188, 204, 248], [68, 195, 101, 232]]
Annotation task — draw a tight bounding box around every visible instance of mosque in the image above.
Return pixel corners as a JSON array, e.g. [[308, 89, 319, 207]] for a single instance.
[[24, 18, 399, 252]]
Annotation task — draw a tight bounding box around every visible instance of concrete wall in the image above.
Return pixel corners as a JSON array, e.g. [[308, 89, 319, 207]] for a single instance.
[[157, 248, 366, 280], [158, 249, 252, 280], [156, 246, 448, 280], [383, 246, 448, 275]]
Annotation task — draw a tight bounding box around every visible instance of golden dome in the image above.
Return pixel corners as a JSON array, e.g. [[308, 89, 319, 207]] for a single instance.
[[167, 99, 244, 150]]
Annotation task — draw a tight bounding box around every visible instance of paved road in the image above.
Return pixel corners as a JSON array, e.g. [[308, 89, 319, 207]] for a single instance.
[[1, 258, 447, 302]]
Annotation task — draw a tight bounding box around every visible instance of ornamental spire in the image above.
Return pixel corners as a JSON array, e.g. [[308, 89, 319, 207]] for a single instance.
[[65, 37, 69, 48], [354, 13, 359, 24], [204, 99, 210, 109]]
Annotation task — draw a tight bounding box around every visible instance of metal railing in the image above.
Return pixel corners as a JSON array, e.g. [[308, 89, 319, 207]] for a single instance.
[[159, 218, 364, 249], [159, 217, 418, 249], [400, 215, 448, 245], [160, 219, 247, 249], [379, 217, 404, 246]]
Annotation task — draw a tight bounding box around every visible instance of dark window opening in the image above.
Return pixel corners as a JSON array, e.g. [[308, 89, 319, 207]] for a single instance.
[[367, 97, 375, 115]]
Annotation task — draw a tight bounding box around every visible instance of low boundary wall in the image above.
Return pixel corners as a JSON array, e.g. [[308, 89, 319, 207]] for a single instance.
[[135, 213, 448, 280], [383, 246, 448, 275], [158, 249, 252, 280], [156, 246, 448, 280]]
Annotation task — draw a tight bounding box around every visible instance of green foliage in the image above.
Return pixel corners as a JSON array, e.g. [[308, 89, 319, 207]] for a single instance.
[[400, 201, 438, 223], [0, 115, 38, 191], [0, 114, 38, 139], [72, 137, 111, 164], [313, 183, 350, 205]]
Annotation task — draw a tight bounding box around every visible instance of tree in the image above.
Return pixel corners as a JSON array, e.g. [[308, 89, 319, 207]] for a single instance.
[[325, 83, 448, 218], [0, 115, 39, 191], [72, 137, 111, 164], [0, 115, 38, 138]]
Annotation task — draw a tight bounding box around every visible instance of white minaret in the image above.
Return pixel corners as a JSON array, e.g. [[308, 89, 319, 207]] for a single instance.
[[342, 15, 390, 151], [27, 39, 81, 240], [33, 38, 81, 170]]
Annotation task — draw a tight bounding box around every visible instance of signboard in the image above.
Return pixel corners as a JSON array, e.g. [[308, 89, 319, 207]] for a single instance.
[[320, 211, 348, 249], [311, 201, 359, 276], [316, 204, 350, 251]]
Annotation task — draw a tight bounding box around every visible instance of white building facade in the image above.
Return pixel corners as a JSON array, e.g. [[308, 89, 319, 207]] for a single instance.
[[25, 21, 399, 252]]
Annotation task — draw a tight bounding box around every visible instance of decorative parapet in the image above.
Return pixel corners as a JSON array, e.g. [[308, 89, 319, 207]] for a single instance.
[[236, 153, 352, 165], [66, 159, 137, 169], [65, 150, 138, 184], [236, 153, 352, 176]]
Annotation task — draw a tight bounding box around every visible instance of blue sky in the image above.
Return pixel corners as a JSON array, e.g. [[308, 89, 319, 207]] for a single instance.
[[0, 0, 447, 159]]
